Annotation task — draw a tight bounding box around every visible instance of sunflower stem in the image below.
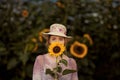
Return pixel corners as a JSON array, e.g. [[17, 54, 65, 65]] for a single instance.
[[55, 57, 58, 80]]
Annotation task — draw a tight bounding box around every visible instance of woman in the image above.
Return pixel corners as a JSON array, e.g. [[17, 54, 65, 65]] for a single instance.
[[33, 23, 78, 80]]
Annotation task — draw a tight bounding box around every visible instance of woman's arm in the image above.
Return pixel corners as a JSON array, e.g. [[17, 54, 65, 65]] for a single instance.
[[70, 58, 78, 80], [33, 55, 43, 80]]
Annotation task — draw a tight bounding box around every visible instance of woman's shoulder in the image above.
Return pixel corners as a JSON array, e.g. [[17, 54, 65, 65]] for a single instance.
[[68, 57, 77, 69], [64, 55, 76, 64], [69, 57, 76, 64]]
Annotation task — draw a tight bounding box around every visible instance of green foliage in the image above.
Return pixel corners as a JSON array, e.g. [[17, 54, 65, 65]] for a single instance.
[[0, 0, 120, 80], [54, 66, 62, 73], [45, 57, 76, 79], [62, 69, 76, 75], [59, 59, 68, 66], [45, 68, 55, 77]]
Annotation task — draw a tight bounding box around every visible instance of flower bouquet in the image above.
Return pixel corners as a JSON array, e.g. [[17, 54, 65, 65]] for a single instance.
[[45, 42, 76, 80]]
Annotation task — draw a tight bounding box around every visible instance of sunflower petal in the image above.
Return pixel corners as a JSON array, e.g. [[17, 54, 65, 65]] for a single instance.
[[48, 42, 65, 57]]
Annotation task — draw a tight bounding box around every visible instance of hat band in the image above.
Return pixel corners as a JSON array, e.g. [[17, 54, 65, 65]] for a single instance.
[[45, 32, 67, 37]]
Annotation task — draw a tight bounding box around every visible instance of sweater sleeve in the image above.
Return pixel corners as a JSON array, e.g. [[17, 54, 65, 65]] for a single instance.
[[33, 55, 43, 80], [70, 58, 78, 80]]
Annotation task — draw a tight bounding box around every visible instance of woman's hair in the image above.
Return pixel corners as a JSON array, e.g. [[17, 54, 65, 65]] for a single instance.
[[45, 35, 50, 48]]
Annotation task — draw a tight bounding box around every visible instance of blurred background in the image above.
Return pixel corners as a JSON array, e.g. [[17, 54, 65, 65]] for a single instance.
[[0, 0, 120, 80]]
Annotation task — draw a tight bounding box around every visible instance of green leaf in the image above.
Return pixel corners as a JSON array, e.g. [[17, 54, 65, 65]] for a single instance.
[[19, 53, 29, 65], [53, 66, 62, 73], [7, 58, 18, 70], [45, 69, 55, 77], [45, 69, 53, 74], [62, 69, 76, 75], [59, 59, 68, 66], [57, 66, 62, 73]]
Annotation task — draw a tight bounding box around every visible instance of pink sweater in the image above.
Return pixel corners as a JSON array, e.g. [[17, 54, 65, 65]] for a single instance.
[[33, 54, 78, 80]]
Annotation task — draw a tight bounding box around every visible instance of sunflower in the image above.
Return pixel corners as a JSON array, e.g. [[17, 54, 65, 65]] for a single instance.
[[22, 9, 29, 17], [48, 42, 65, 57], [32, 43, 38, 52], [55, 1, 65, 8], [70, 41, 88, 58], [31, 38, 37, 43], [38, 29, 49, 42], [83, 34, 93, 45]]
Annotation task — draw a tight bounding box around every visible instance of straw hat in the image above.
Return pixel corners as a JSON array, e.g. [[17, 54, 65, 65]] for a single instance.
[[42, 23, 72, 41]]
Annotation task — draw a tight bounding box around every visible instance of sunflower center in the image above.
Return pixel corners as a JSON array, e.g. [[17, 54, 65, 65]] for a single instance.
[[53, 46, 61, 53], [74, 45, 84, 54]]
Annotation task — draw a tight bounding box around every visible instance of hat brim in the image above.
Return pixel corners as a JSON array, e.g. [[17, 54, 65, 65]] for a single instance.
[[42, 32, 72, 41]]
